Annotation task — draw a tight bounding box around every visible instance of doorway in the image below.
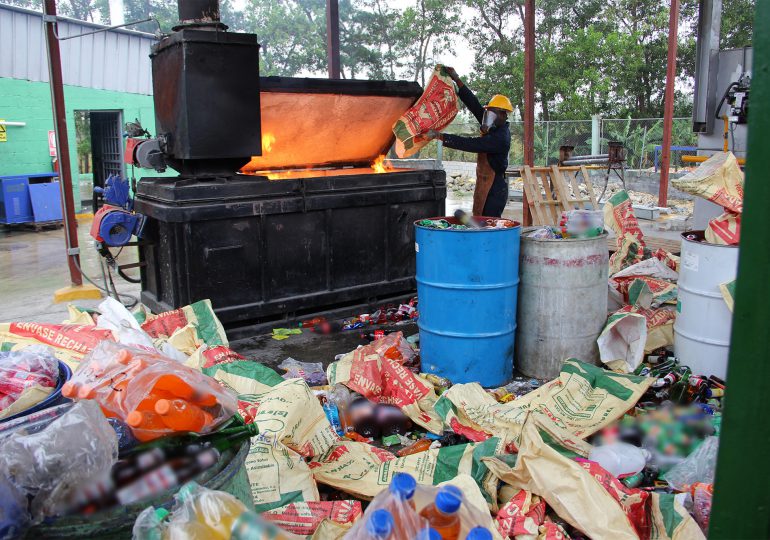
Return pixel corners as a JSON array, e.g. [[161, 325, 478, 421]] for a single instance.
[[90, 111, 125, 210]]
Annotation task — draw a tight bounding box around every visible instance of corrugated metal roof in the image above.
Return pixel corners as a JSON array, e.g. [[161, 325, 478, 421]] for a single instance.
[[0, 3, 155, 95]]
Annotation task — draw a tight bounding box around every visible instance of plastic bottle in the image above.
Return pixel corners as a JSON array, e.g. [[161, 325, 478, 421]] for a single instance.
[[299, 317, 326, 328], [454, 209, 480, 229], [465, 527, 493, 540], [397, 438, 433, 457], [127, 410, 168, 432], [366, 509, 396, 540], [169, 482, 248, 539], [588, 442, 650, 477], [388, 472, 417, 507], [311, 321, 342, 334], [419, 485, 463, 540], [154, 399, 208, 432]]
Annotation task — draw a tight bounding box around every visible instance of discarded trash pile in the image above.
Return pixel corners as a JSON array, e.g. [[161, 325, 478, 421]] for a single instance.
[[528, 209, 604, 239], [0, 290, 723, 539], [417, 218, 516, 230], [0, 150, 739, 539]]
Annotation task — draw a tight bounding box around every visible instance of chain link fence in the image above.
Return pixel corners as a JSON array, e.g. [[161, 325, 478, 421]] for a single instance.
[[416, 117, 699, 171]]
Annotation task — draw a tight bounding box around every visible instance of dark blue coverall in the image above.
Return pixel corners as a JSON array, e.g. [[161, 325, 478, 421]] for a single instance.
[[441, 85, 511, 217]]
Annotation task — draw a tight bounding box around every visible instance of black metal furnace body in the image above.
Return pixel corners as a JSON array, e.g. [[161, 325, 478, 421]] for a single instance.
[[136, 76, 446, 327]]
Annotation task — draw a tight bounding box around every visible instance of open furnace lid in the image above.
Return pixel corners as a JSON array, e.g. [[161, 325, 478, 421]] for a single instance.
[[241, 77, 422, 173]]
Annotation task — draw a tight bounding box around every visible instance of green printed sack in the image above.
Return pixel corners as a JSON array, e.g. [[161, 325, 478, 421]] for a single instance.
[[435, 360, 652, 446]]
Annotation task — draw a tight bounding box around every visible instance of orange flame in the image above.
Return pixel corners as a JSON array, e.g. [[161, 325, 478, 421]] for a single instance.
[[262, 133, 276, 153], [371, 155, 391, 173]]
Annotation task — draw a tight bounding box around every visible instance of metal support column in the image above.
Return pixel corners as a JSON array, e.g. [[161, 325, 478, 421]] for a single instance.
[[326, 0, 341, 79], [522, 0, 535, 226], [43, 0, 82, 286], [658, 0, 679, 207], [591, 114, 601, 156], [710, 0, 770, 536]]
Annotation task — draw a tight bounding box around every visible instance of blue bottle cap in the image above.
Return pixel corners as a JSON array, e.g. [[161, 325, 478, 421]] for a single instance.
[[414, 528, 442, 540], [466, 526, 493, 540], [435, 485, 463, 514], [366, 509, 394, 538], [389, 472, 417, 500]]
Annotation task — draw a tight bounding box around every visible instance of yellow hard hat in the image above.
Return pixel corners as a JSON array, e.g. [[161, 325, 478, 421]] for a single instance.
[[486, 94, 513, 112]]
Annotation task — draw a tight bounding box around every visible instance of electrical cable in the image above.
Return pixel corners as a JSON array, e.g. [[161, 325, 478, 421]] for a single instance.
[[71, 256, 139, 308], [730, 123, 736, 153]]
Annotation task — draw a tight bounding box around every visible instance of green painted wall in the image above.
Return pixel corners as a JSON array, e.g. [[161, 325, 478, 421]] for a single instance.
[[0, 77, 168, 211]]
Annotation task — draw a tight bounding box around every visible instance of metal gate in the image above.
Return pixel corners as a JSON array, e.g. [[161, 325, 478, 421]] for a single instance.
[[90, 111, 124, 210]]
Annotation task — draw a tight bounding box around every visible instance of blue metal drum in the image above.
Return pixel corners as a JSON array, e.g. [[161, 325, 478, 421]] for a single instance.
[[415, 218, 521, 387]]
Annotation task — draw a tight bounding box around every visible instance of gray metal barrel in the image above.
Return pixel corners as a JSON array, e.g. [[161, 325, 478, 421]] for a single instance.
[[516, 230, 609, 379]]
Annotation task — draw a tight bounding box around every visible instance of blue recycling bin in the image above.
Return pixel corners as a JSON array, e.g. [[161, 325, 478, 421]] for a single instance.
[[415, 217, 521, 387], [0, 173, 61, 224]]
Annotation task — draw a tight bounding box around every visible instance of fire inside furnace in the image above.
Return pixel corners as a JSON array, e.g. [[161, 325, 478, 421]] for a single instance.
[[242, 132, 394, 179]]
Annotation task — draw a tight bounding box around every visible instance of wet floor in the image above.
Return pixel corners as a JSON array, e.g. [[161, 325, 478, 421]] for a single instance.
[[0, 192, 680, 325], [0, 218, 140, 323]]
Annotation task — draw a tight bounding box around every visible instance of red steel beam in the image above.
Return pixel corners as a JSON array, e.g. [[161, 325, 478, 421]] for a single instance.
[[43, 0, 82, 286], [326, 0, 341, 79], [659, 0, 680, 207], [522, 0, 535, 226]]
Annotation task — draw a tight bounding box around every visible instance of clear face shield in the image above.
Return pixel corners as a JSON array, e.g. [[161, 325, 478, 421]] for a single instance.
[[481, 109, 498, 134]]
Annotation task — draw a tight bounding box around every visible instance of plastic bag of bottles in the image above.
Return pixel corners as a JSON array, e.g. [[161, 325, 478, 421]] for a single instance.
[[0, 400, 118, 522], [0, 346, 59, 414], [345, 473, 495, 540], [663, 436, 719, 490], [64, 341, 238, 442], [133, 482, 298, 540]]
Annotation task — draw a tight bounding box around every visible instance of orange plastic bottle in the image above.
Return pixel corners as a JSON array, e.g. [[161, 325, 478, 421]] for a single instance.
[[154, 398, 207, 432], [135, 390, 176, 412], [152, 374, 195, 400], [397, 438, 433, 457], [126, 410, 167, 430], [61, 381, 80, 398], [419, 485, 463, 540]]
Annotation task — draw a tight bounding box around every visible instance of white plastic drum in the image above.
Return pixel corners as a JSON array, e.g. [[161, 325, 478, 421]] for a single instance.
[[674, 231, 739, 379]]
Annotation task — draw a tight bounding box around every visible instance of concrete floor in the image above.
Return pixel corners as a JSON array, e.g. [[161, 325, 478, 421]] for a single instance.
[[0, 193, 682, 326], [0, 216, 141, 324]]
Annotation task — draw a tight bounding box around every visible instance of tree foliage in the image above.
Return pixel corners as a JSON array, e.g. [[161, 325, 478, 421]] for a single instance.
[[4, 0, 756, 120]]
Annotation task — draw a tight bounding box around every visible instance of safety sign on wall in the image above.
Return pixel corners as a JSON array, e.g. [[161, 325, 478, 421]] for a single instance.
[[48, 130, 57, 156], [0, 120, 6, 142]]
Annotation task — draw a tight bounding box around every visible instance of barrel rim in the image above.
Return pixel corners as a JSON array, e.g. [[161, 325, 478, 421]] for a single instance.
[[520, 226, 609, 242], [414, 216, 521, 232], [681, 230, 739, 249]]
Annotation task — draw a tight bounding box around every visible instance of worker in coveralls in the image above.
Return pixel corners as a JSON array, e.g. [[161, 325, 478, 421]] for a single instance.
[[422, 67, 513, 217]]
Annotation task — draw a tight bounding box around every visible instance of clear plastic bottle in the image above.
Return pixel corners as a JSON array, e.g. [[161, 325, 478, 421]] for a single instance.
[[419, 485, 463, 540], [165, 483, 247, 540], [366, 509, 396, 540]]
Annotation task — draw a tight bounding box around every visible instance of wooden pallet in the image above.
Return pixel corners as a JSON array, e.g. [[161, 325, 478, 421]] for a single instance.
[[0, 220, 63, 232], [520, 165, 600, 225]]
